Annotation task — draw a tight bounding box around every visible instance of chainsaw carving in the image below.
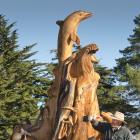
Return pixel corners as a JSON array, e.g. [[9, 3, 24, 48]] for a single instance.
[[44, 10, 94, 140], [10, 124, 34, 140], [11, 10, 101, 140], [11, 107, 50, 140], [53, 44, 101, 140], [51, 10, 101, 140], [56, 10, 92, 63]]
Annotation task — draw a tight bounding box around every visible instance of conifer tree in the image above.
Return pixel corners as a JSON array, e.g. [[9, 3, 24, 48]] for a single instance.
[[0, 15, 51, 140], [96, 65, 135, 114], [114, 14, 140, 127]]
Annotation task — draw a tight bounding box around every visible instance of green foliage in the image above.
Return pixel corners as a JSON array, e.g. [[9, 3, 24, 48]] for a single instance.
[[114, 14, 140, 127], [95, 65, 133, 113], [126, 64, 140, 93], [0, 15, 51, 140], [115, 14, 140, 93], [115, 14, 140, 83]]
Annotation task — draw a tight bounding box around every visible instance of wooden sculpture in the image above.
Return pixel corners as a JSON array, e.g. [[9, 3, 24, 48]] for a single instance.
[[44, 10, 96, 140], [53, 44, 101, 140], [51, 10, 101, 140], [11, 10, 102, 140], [10, 124, 35, 140], [56, 10, 92, 63], [101, 112, 113, 123], [11, 107, 51, 140]]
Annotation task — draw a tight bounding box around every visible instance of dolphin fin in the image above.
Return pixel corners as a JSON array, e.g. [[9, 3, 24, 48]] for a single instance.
[[76, 35, 80, 45], [70, 32, 80, 45], [56, 20, 64, 26]]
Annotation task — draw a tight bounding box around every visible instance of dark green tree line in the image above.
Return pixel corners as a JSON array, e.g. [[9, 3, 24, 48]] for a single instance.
[[0, 15, 51, 140], [96, 65, 134, 114], [114, 14, 140, 128]]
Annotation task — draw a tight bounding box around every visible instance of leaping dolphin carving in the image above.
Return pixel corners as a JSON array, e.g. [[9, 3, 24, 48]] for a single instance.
[[56, 10, 92, 63]]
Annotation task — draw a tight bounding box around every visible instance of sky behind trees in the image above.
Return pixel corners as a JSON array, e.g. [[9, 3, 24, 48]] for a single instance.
[[0, 0, 140, 68]]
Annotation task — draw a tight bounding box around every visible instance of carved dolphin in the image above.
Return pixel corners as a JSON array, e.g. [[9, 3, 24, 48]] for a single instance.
[[56, 10, 92, 63]]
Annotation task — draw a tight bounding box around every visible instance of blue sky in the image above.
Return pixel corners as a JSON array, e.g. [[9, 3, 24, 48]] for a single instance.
[[0, 0, 140, 68]]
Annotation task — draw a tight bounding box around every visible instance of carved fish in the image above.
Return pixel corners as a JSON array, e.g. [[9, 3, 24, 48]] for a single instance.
[[56, 10, 92, 63]]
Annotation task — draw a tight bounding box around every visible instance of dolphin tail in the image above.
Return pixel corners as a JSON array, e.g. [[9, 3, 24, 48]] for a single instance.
[[56, 20, 64, 26]]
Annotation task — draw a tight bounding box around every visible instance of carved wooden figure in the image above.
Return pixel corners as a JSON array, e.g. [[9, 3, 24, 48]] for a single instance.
[[10, 125, 35, 140], [53, 44, 101, 140], [11, 107, 52, 140], [11, 10, 102, 140], [44, 10, 95, 140], [46, 11, 101, 140], [56, 10, 92, 63]]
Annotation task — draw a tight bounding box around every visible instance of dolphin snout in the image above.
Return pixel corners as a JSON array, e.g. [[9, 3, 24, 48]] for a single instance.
[[85, 12, 93, 17], [81, 11, 93, 20]]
